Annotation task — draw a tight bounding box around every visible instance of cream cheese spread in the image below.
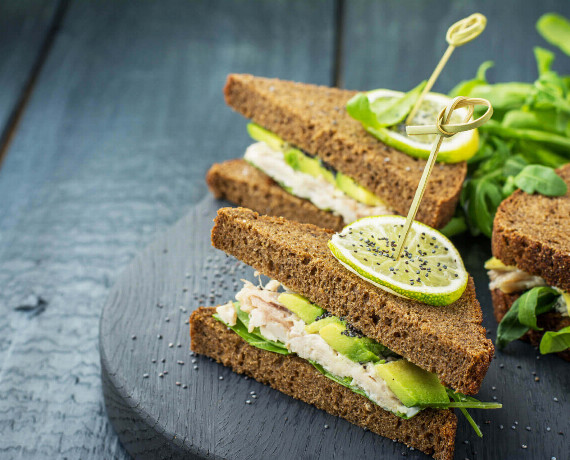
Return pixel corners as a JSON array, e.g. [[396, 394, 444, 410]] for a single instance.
[[244, 142, 393, 224]]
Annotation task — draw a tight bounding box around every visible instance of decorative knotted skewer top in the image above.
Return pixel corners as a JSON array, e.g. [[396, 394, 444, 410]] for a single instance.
[[393, 97, 493, 261], [405, 13, 487, 125]]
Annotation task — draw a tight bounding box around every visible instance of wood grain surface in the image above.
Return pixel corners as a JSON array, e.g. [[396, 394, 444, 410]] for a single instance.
[[1, 1, 569, 459], [100, 196, 569, 460], [0, 1, 334, 459]]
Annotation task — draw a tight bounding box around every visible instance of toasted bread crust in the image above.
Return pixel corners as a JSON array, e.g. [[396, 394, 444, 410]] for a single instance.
[[491, 289, 570, 361], [211, 207, 494, 394], [190, 307, 457, 460], [492, 163, 570, 292], [223, 74, 466, 229], [206, 159, 345, 231]]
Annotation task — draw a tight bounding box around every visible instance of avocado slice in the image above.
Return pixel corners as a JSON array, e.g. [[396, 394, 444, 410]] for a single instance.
[[483, 256, 517, 271], [278, 293, 325, 324], [305, 316, 340, 334], [247, 123, 285, 152], [284, 148, 322, 178], [319, 322, 380, 363], [335, 172, 385, 206], [375, 360, 449, 407]]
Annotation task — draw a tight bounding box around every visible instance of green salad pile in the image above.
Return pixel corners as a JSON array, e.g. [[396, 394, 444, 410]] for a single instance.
[[450, 13, 570, 237]]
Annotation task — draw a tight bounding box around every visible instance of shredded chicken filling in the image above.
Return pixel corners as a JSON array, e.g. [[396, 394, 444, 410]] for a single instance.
[[244, 142, 393, 224], [217, 280, 420, 418]]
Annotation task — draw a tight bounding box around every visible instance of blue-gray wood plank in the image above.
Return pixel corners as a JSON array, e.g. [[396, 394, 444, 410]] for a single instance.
[[340, 0, 570, 91], [0, 0, 61, 151], [0, 1, 335, 458], [1, 0, 569, 458]]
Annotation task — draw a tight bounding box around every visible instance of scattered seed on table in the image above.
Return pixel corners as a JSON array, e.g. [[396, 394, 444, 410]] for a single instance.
[[252, 395, 257, 399], [159, 373, 164, 378], [131, 335, 136, 340], [161, 358, 166, 363], [143, 373, 149, 378], [534, 377, 540, 382], [182, 384, 188, 389], [546, 427, 551, 432], [324, 424, 329, 429], [553, 397, 559, 402], [245, 400, 251, 404], [177, 361, 184, 365], [176, 382, 181, 386], [218, 376, 224, 380], [157, 335, 163, 340], [521, 444, 527, 449], [191, 359, 197, 364], [193, 366, 198, 370], [151, 359, 156, 363], [163, 371, 168, 375], [168, 343, 173, 348], [525, 426, 531, 431]]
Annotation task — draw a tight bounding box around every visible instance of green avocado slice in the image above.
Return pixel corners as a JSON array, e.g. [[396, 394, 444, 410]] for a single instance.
[[247, 123, 285, 151], [319, 322, 380, 363], [335, 172, 385, 206], [278, 293, 325, 324], [375, 360, 449, 407]]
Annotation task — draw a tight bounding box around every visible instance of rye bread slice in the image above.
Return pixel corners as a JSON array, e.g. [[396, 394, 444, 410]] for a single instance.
[[492, 163, 570, 292], [211, 207, 494, 395], [190, 306, 457, 460], [491, 289, 570, 362], [206, 159, 345, 231], [223, 74, 466, 229]]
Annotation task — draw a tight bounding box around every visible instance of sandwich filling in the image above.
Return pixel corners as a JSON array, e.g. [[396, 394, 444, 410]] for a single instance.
[[217, 279, 418, 418], [243, 124, 394, 224], [486, 257, 569, 317], [214, 279, 501, 427]]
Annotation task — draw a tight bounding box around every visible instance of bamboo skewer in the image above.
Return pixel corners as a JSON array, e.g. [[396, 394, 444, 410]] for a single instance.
[[393, 97, 493, 261], [405, 13, 487, 125]]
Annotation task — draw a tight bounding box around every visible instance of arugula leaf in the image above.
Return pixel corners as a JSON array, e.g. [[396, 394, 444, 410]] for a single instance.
[[346, 81, 426, 129], [346, 93, 381, 129], [539, 326, 570, 354], [213, 311, 291, 355], [513, 165, 568, 196], [534, 47, 554, 76], [496, 300, 530, 349], [537, 13, 570, 56], [308, 360, 369, 398], [440, 216, 467, 237], [517, 286, 560, 330], [449, 61, 494, 97], [496, 287, 561, 349], [446, 390, 482, 437]]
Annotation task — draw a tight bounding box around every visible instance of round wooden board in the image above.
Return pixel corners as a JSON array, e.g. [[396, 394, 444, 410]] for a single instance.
[[100, 196, 569, 460]]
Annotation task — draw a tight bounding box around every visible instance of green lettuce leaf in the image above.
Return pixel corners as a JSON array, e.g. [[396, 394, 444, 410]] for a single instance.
[[539, 326, 570, 354], [213, 306, 291, 355], [496, 287, 560, 349], [537, 13, 570, 56], [346, 81, 426, 129], [513, 165, 568, 196]]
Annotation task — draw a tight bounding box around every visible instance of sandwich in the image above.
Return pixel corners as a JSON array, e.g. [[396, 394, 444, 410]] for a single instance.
[[206, 74, 467, 231], [190, 207, 498, 460], [488, 163, 570, 361]]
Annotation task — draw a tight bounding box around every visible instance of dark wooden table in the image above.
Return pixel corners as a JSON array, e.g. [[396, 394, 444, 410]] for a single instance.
[[1, 1, 569, 459]]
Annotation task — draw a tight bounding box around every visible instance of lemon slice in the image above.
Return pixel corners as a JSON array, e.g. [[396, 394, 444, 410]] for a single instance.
[[365, 89, 479, 163], [328, 215, 468, 306]]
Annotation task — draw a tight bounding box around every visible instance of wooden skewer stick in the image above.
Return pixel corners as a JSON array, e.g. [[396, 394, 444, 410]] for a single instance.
[[393, 97, 493, 261], [405, 13, 487, 125]]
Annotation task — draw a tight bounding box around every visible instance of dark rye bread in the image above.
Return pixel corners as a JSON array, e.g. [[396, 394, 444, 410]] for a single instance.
[[206, 159, 345, 231], [492, 163, 570, 292], [211, 207, 494, 395], [223, 74, 467, 229], [491, 289, 570, 362], [190, 307, 457, 460]]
